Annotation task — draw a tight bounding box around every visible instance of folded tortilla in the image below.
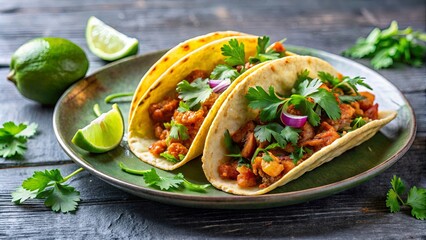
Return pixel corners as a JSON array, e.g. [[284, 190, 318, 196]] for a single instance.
[[128, 36, 295, 170], [128, 31, 250, 125], [202, 56, 397, 195]]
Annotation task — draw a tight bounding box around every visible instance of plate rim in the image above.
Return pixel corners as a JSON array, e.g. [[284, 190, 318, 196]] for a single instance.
[[53, 46, 417, 208]]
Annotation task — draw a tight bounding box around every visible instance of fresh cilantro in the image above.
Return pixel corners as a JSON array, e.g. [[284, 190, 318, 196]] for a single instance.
[[343, 21, 426, 69], [254, 123, 285, 147], [351, 117, 366, 130], [245, 86, 284, 121], [11, 168, 84, 213], [176, 79, 212, 109], [281, 126, 301, 146], [177, 101, 191, 112], [0, 121, 38, 158], [333, 76, 372, 94], [385, 175, 426, 220], [224, 129, 240, 154], [294, 78, 323, 96], [250, 143, 281, 163], [166, 120, 189, 141], [338, 95, 365, 103], [210, 64, 240, 81], [288, 95, 321, 126], [159, 152, 182, 163], [317, 71, 340, 86], [310, 89, 341, 120], [295, 69, 313, 87], [119, 162, 210, 192], [249, 36, 280, 64], [290, 147, 312, 165], [221, 39, 246, 66]]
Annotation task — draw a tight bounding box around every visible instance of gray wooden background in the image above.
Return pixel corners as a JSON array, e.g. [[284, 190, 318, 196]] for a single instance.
[[0, 0, 425, 239]]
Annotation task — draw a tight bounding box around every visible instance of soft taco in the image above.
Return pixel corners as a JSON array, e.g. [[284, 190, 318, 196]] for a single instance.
[[202, 56, 397, 195], [128, 35, 295, 170], [128, 31, 250, 125]]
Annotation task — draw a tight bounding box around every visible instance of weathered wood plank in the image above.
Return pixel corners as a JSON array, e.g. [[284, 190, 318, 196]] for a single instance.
[[0, 162, 424, 239]]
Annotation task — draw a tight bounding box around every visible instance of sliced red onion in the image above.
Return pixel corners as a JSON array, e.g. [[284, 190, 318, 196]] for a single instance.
[[280, 109, 308, 128], [208, 79, 231, 93]]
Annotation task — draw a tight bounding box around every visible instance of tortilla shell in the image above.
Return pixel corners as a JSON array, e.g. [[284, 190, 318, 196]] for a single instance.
[[202, 56, 397, 195], [128, 31, 251, 125], [128, 36, 296, 170]]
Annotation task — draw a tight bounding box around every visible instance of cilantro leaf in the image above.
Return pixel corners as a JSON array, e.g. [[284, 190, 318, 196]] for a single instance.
[[254, 123, 286, 147], [317, 71, 340, 86], [290, 146, 309, 165], [338, 95, 365, 103], [167, 120, 189, 141], [0, 121, 37, 158], [289, 95, 320, 126], [221, 39, 246, 66], [281, 126, 301, 146], [406, 186, 426, 220], [11, 187, 37, 204], [177, 101, 190, 112], [294, 79, 322, 97], [44, 183, 80, 213], [175, 173, 210, 192], [246, 86, 284, 122], [12, 168, 83, 213], [143, 169, 183, 190], [391, 175, 406, 195], [343, 21, 426, 69], [335, 76, 372, 94], [210, 64, 240, 81], [224, 129, 240, 154], [249, 36, 281, 64], [310, 88, 341, 120], [351, 117, 367, 130], [386, 189, 401, 213], [294, 70, 313, 87], [159, 152, 183, 163], [176, 79, 212, 109]]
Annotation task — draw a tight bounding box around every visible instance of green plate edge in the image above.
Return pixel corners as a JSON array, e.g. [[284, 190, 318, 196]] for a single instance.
[[53, 46, 416, 209]]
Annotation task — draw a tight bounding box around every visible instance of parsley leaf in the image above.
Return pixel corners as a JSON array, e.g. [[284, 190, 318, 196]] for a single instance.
[[245, 86, 284, 122], [166, 120, 189, 141], [119, 163, 210, 192], [385, 175, 426, 220], [343, 21, 426, 69], [0, 121, 38, 158], [254, 123, 286, 147], [221, 39, 246, 66], [12, 168, 83, 213], [210, 64, 240, 81], [176, 79, 212, 109]]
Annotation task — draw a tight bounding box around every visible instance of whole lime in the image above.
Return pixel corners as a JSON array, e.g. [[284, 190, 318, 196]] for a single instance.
[[7, 37, 89, 105]]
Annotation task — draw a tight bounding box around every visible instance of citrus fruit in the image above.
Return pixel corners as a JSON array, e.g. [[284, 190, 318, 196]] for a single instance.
[[72, 104, 124, 153], [7, 37, 89, 105], [86, 16, 139, 61]]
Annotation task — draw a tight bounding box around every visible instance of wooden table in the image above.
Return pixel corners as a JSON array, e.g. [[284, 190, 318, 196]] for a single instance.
[[1, 0, 425, 239]]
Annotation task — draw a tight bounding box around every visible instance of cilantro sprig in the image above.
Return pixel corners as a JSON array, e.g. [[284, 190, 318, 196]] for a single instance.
[[249, 36, 281, 64], [351, 117, 366, 130], [165, 120, 189, 141], [176, 78, 212, 109], [0, 121, 38, 158], [343, 21, 426, 69], [119, 162, 210, 192], [12, 168, 84, 213], [254, 123, 300, 148], [245, 71, 341, 126], [386, 175, 426, 220]]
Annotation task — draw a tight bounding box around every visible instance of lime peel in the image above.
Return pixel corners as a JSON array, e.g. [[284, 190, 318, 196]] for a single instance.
[[72, 104, 124, 153], [86, 16, 139, 61]]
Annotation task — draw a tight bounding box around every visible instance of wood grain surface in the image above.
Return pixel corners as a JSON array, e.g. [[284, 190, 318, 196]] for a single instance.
[[0, 0, 425, 239]]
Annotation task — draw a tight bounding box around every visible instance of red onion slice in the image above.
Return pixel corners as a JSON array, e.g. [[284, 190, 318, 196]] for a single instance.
[[209, 79, 231, 93], [280, 109, 308, 128]]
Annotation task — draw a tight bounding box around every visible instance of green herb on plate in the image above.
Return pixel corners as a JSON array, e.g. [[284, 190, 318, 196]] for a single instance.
[[343, 21, 426, 69]]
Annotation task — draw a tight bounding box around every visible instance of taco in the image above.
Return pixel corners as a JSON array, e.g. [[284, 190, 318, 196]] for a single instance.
[[202, 56, 397, 195], [128, 31, 250, 125], [128, 35, 294, 170]]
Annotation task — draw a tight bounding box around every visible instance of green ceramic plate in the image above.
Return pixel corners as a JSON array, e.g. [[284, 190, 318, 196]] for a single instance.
[[53, 46, 416, 209]]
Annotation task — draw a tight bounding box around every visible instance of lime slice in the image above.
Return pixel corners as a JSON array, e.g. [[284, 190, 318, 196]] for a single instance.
[[86, 16, 139, 61], [72, 104, 124, 153]]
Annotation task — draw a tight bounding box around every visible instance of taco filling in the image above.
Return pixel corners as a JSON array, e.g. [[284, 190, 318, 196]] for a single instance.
[[218, 70, 380, 189], [147, 36, 288, 163]]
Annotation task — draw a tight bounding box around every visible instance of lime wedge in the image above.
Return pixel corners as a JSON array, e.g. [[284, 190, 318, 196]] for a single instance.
[[86, 16, 139, 61], [72, 104, 124, 153]]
